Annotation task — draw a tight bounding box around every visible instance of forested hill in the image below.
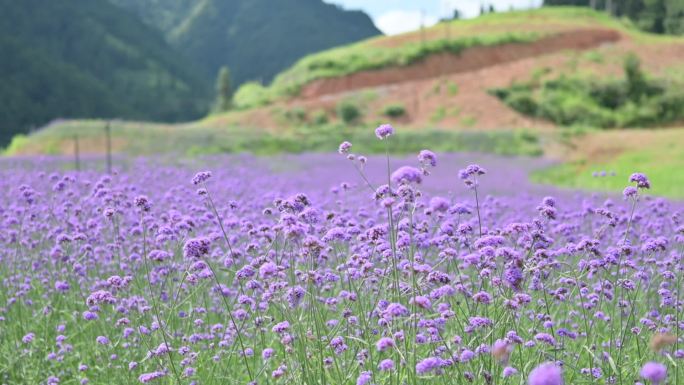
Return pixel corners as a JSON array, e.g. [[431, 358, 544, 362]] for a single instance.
[[109, 0, 383, 85], [544, 0, 684, 34], [0, 0, 210, 146]]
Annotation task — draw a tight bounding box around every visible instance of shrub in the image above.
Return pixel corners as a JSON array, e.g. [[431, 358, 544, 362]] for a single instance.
[[382, 104, 406, 118], [505, 91, 538, 116], [337, 101, 362, 124], [284, 107, 307, 123], [233, 81, 272, 109], [624, 53, 648, 101], [447, 83, 459, 96], [311, 109, 329, 125]]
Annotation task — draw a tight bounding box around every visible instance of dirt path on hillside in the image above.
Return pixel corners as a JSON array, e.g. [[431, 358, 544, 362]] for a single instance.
[[300, 29, 620, 99]]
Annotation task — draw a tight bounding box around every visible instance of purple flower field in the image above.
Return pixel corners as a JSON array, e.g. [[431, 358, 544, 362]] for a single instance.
[[0, 128, 682, 385]]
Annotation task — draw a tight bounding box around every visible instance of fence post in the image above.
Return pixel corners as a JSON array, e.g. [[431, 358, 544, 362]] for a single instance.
[[105, 121, 112, 174], [74, 134, 80, 171]]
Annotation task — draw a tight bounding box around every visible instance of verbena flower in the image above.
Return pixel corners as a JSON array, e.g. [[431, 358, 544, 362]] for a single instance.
[[391, 166, 422, 185], [375, 124, 394, 140], [183, 237, 211, 259], [192, 171, 212, 185], [528, 362, 563, 385], [640, 362, 667, 384], [629, 172, 650, 189], [338, 141, 352, 154]]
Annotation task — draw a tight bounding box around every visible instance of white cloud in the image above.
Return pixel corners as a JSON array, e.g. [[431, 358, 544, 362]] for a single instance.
[[375, 10, 439, 35]]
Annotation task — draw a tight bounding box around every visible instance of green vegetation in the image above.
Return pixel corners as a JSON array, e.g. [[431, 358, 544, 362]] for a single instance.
[[431, 107, 447, 123], [214, 66, 233, 112], [233, 82, 274, 109], [492, 54, 684, 128], [311, 110, 329, 125], [336, 101, 363, 124], [533, 132, 684, 198], [283, 108, 307, 125], [544, 0, 684, 35], [110, 0, 381, 86], [447, 82, 460, 96], [0, 0, 210, 147], [5, 120, 543, 158], [382, 104, 407, 118], [430, 106, 462, 123]]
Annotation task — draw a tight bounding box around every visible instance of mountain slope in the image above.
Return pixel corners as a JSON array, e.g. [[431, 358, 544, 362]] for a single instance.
[[110, 0, 382, 85], [0, 0, 210, 146]]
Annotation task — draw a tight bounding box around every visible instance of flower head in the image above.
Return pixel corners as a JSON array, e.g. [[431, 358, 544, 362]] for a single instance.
[[134, 195, 151, 212], [183, 237, 211, 259], [22, 333, 35, 344], [418, 150, 437, 167], [391, 166, 422, 185], [458, 164, 486, 189], [378, 358, 394, 371], [416, 357, 445, 375], [623, 186, 638, 199], [640, 362, 667, 384], [503, 366, 518, 377], [86, 290, 116, 306], [192, 171, 212, 185], [629, 173, 650, 189], [528, 362, 563, 385], [338, 141, 352, 154], [356, 371, 372, 385], [375, 124, 394, 140], [376, 337, 395, 352]]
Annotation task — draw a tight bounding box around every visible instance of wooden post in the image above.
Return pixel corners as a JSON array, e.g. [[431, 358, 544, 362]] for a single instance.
[[420, 9, 426, 47], [105, 121, 112, 174], [73, 135, 80, 171]]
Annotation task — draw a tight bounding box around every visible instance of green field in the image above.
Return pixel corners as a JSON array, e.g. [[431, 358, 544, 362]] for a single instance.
[[4, 120, 542, 158], [533, 128, 684, 198]]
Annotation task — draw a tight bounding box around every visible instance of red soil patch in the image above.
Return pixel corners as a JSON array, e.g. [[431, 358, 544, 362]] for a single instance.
[[300, 29, 621, 99]]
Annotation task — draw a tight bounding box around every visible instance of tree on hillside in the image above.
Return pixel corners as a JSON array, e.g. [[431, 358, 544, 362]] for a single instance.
[[543, 0, 684, 35], [664, 0, 684, 34], [624, 53, 648, 100], [543, 0, 589, 5], [215, 66, 232, 112]]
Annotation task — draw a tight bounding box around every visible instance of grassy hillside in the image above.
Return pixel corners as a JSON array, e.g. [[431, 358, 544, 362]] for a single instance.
[[233, 7, 648, 108], [0, 0, 209, 147], [110, 0, 382, 85]]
